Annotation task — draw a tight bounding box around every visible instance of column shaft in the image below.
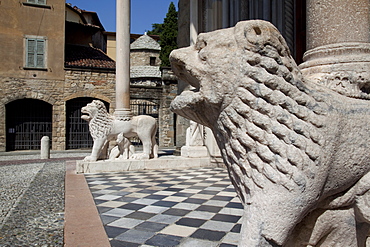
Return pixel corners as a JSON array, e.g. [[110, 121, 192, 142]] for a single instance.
[[115, 0, 132, 118]]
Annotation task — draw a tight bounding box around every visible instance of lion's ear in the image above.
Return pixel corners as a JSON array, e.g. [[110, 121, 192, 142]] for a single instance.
[[234, 20, 290, 57]]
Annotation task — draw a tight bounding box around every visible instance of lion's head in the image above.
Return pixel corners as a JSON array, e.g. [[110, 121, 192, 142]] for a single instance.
[[170, 20, 302, 129], [81, 100, 113, 139]]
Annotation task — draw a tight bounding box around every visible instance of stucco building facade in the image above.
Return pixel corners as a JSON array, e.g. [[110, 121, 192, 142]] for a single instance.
[[0, 1, 176, 152]]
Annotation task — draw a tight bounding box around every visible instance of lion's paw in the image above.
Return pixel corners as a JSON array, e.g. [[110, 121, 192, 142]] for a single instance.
[[83, 156, 98, 162], [130, 153, 150, 160]]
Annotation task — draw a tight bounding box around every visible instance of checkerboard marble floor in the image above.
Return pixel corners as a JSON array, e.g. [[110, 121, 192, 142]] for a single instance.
[[85, 167, 243, 247]]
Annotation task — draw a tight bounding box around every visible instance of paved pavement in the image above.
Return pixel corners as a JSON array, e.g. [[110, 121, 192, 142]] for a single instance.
[[0, 151, 243, 247], [0, 151, 88, 247], [86, 167, 242, 247]]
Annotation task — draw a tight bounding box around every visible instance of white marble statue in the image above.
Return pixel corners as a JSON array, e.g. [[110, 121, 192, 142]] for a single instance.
[[170, 20, 370, 246], [81, 100, 158, 161], [186, 120, 204, 146], [108, 133, 135, 160]]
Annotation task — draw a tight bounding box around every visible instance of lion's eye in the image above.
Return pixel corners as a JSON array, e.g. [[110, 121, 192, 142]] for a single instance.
[[195, 40, 207, 52]]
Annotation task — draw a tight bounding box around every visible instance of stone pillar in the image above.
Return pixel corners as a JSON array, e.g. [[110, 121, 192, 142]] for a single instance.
[[115, 0, 132, 119], [40, 136, 50, 159], [190, 0, 198, 46], [299, 0, 370, 99]]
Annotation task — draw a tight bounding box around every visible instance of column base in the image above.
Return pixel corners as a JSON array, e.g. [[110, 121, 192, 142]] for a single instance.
[[299, 42, 370, 99], [181, 146, 209, 158]]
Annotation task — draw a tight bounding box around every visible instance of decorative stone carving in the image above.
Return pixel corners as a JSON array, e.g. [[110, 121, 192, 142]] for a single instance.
[[108, 133, 135, 160], [181, 120, 208, 158], [186, 120, 204, 146], [81, 100, 158, 161], [170, 20, 370, 246]]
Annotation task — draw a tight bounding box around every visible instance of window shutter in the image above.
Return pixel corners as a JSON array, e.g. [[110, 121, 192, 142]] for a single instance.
[[27, 39, 36, 67], [27, 0, 36, 3], [37, 0, 46, 5], [36, 40, 45, 68], [26, 38, 45, 68]]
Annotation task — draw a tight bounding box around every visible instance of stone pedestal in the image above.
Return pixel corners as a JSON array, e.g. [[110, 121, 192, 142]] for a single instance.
[[180, 145, 208, 158]]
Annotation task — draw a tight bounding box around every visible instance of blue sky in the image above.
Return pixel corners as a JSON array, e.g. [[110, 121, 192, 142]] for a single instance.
[[66, 0, 179, 34]]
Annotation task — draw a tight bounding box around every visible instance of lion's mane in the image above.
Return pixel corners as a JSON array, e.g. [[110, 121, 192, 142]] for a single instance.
[[209, 21, 327, 203], [85, 100, 114, 140]]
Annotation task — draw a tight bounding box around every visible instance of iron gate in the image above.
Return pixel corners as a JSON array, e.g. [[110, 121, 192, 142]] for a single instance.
[[66, 97, 109, 149], [130, 99, 159, 145], [6, 99, 52, 151]]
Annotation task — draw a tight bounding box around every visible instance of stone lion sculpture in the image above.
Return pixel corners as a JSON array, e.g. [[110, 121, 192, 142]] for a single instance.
[[170, 20, 370, 246], [81, 100, 158, 161], [108, 133, 135, 160]]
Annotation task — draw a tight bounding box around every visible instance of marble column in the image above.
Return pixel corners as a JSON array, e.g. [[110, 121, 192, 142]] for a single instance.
[[115, 0, 132, 119], [299, 0, 370, 99]]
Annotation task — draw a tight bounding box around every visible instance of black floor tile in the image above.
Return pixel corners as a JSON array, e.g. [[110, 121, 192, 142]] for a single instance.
[[195, 205, 223, 213], [182, 198, 207, 204], [144, 194, 168, 200], [126, 211, 156, 220], [187, 186, 208, 190], [190, 229, 226, 241], [211, 214, 241, 223], [163, 187, 182, 192], [162, 208, 191, 216], [106, 186, 127, 191], [223, 188, 236, 192], [135, 221, 168, 232], [145, 233, 183, 246], [137, 189, 158, 194], [112, 191, 131, 196], [211, 195, 234, 201], [96, 206, 112, 214], [93, 199, 107, 205], [225, 202, 243, 209], [198, 190, 220, 195], [114, 196, 138, 202], [110, 240, 139, 247], [152, 200, 178, 207], [118, 203, 147, 211], [100, 215, 120, 225], [156, 183, 173, 187], [231, 223, 241, 233], [175, 217, 207, 227], [104, 225, 128, 238], [172, 192, 194, 197]]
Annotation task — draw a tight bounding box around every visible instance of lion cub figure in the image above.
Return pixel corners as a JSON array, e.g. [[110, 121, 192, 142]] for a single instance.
[[81, 100, 158, 161]]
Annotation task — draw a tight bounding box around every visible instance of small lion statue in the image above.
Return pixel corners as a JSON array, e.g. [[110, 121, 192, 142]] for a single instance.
[[81, 100, 158, 161], [170, 20, 370, 246]]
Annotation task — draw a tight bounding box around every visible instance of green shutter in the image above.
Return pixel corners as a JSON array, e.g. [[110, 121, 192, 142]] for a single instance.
[[27, 0, 36, 3], [27, 39, 36, 67], [26, 38, 45, 68], [37, 0, 46, 5], [36, 40, 45, 67]]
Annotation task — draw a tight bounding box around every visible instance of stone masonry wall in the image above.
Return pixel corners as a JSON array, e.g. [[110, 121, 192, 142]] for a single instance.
[[130, 50, 160, 66], [0, 69, 175, 151], [0, 76, 64, 151]]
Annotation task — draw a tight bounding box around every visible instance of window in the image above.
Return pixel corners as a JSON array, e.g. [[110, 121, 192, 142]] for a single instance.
[[27, 0, 46, 5], [25, 37, 46, 69], [150, 57, 156, 66]]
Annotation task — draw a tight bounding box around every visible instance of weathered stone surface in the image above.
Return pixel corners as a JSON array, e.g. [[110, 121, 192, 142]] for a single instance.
[[81, 100, 158, 161], [170, 20, 370, 246]]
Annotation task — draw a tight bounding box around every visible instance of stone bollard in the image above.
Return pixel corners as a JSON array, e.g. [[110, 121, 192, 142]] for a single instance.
[[40, 136, 50, 159]]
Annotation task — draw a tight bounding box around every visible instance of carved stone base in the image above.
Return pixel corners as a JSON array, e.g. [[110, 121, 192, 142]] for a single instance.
[[299, 42, 370, 99], [76, 156, 213, 173], [181, 145, 208, 158]]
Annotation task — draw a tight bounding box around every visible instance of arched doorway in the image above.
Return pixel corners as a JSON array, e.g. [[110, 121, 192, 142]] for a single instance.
[[6, 99, 52, 151], [66, 97, 109, 149]]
